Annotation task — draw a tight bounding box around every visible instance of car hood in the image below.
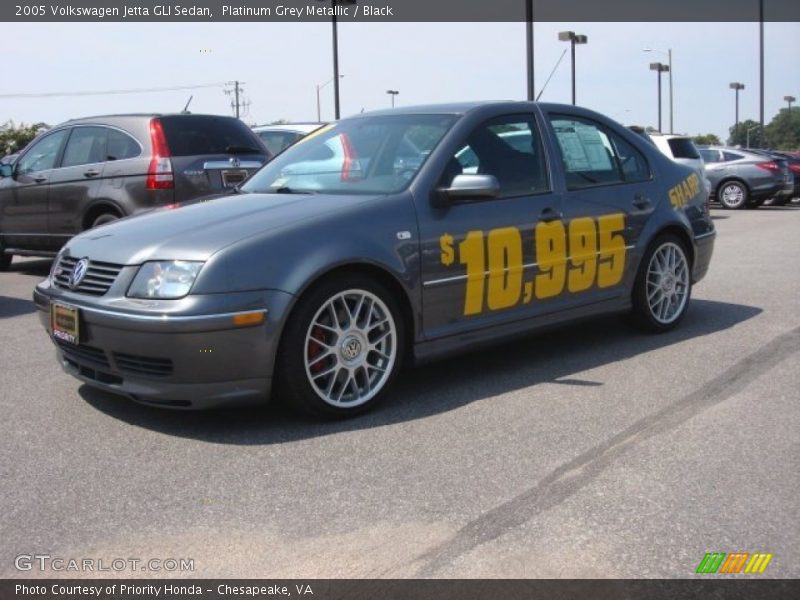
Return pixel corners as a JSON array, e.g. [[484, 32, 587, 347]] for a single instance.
[[64, 192, 375, 265]]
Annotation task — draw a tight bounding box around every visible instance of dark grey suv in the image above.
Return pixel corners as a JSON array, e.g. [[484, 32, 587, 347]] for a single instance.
[[0, 113, 270, 269]]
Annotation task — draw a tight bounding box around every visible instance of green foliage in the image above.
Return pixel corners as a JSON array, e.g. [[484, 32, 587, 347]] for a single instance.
[[0, 120, 49, 156], [728, 119, 765, 148], [765, 107, 800, 151], [693, 133, 721, 146]]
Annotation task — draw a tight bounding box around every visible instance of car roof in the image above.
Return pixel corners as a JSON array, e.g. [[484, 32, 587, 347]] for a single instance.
[[253, 123, 326, 133]]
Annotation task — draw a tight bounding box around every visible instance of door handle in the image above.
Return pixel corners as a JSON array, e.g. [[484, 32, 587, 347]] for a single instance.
[[633, 194, 651, 210], [84, 169, 100, 178], [33, 176, 48, 184], [538, 207, 563, 222]]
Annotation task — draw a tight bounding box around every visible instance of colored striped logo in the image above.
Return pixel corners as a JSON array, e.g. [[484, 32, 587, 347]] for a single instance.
[[696, 552, 773, 574]]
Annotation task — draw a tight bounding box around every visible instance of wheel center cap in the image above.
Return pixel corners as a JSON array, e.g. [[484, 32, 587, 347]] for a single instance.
[[662, 274, 675, 293], [340, 336, 363, 361]]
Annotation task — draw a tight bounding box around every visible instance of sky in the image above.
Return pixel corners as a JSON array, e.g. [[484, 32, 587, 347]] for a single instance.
[[0, 21, 798, 142]]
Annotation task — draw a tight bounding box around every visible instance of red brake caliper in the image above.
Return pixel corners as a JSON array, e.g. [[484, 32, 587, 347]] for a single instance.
[[307, 326, 326, 373]]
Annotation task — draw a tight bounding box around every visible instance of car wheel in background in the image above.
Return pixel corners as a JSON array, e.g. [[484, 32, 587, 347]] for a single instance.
[[718, 181, 748, 209], [276, 274, 405, 418], [631, 234, 692, 333], [91, 213, 120, 228], [0, 243, 11, 271]]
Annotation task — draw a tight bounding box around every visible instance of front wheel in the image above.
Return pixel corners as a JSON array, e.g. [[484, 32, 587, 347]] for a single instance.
[[718, 181, 748, 209], [631, 235, 692, 332], [91, 212, 119, 228], [276, 275, 405, 418]]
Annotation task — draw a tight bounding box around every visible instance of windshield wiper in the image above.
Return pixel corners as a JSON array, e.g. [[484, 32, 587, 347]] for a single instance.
[[225, 145, 263, 154], [274, 186, 319, 195]]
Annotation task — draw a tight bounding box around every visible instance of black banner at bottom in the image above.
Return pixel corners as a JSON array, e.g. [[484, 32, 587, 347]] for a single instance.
[[3, 579, 800, 600]]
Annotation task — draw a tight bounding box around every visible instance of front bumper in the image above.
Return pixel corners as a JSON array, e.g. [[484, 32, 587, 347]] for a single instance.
[[33, 283, 294, 409]]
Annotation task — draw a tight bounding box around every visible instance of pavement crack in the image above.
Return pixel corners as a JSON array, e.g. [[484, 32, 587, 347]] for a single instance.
[[411, 325, 800, 577]]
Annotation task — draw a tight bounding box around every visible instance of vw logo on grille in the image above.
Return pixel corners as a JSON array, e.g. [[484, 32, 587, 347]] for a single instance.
[[70, 258, 90, 289], [230, 156, 241, 168]]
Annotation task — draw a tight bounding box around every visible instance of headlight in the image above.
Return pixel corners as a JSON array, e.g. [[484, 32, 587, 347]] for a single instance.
[[127, 261, 203, 299]]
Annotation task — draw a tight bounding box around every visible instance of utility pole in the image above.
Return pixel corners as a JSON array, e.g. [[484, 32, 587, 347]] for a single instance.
[[525, 0, 534, 101], [225, 81, 247, 119]]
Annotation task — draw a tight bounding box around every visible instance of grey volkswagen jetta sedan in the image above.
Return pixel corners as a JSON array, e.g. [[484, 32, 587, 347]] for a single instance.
[[34, 102, 715, 418]]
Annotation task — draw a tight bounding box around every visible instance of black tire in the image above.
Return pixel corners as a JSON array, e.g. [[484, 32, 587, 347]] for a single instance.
[[275, 274, 405, 419], [0, 249, 11, 271], [717, 180, 748, 209], [91, 212, 119, 228], [768, 196, 788, 206], [631, 234, 692, 333]]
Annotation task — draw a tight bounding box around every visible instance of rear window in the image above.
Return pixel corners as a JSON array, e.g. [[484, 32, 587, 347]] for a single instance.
[[723, 151, 744, 162], [159, 116, 266, 157], [667, 138, 700, 159]]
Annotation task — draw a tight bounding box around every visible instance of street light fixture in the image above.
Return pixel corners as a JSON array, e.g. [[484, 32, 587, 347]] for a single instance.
[[649, 62, 670, 132], [316, 75, 344, 122], [785, 95, 796, 110], [729, 82, 745, 128], [386, 90, 399, 108], [558, 31, 588, 105], [644, 47, 673, 133]]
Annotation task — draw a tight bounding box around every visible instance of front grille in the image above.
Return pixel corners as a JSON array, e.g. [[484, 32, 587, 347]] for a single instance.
[[113, 352, 173, 378], [55, 339, 111, 369], [52, 255, 123, 296]]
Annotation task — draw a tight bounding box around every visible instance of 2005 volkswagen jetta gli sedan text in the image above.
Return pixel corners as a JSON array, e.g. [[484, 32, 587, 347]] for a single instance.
[[33, 102, 716, 418]]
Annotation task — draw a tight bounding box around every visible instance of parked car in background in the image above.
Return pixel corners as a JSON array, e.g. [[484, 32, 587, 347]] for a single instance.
[[0, 113, 270, 270], [252, 122, 326, 155], [746, 149, 799, 203], [698, 146, 793, 209], [631, 131, 710, 200], [1, 153, 18, 164]]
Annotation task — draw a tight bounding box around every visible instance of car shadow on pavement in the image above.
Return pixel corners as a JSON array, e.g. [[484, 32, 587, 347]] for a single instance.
[[80, 298, 762, 444], [0, 295, 36, 319]]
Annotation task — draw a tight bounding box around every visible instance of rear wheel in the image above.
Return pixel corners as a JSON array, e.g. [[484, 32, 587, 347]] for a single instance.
[[631, 235, 692, 332], [91, 212, 119, 228], [276, 274, 405, 418], [718, 181, 748, 209]]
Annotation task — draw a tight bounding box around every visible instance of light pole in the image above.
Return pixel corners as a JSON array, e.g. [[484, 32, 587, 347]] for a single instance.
[[785, 95, 796, 110], [316, 75, 344, 122], [386, 90, 399, 108], [729, 82, 745, 128], [328, 0, 357, 120], [644, 47, 673, 133], [558, 31, 588, 105], [649, 62, 670, 132], [525, 0, 534, 100]]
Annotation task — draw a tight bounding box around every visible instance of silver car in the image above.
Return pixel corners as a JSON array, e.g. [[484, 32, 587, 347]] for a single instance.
[[698, 146, 793, 209]]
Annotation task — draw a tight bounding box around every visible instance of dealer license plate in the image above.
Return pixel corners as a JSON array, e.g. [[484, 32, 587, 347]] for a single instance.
[[221, 169, 248, 187], [51, 302, 80, 345]]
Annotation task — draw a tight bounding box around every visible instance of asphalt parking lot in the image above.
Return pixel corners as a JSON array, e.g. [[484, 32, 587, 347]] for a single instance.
[[1, 206, 798, 579]]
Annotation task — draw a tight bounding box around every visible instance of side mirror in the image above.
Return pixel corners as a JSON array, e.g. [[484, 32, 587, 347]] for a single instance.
[[0, 164, 12, 178], [431, 174, 500, 208]]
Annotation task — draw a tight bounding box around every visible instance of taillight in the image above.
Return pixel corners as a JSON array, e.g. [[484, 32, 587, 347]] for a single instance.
[[147, 118, 174, 190], [339, 133, 362, 182], [789, 164, 800, 174], [755, 161, 780, 173]]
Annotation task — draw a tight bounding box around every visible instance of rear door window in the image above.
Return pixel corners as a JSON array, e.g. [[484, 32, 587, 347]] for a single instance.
[[723, 151, 744, 162], [106, 128, 141, 160], [667, 138, 701, 159], [61, 126, 107, 168], [699, 149, 721, 163], [159, 116, 265, 156]]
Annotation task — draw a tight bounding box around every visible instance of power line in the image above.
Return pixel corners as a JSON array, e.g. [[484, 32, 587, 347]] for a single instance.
[[0, 82, 226, 99]]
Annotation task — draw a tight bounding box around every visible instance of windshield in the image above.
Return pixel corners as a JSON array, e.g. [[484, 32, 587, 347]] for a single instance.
[[241, 114, 457, 195]]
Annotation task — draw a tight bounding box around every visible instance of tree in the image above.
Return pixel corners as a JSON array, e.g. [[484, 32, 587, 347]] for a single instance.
[[693, 134, 721, 146], [765, 107, 800, 150], [728, 119, 765, 148], [0, 120, 49, 156]]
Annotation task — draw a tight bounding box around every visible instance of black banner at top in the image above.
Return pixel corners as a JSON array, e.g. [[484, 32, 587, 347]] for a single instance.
[[3, 0, 800, 23]]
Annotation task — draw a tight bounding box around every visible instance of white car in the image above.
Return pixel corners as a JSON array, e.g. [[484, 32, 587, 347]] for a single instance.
[[647, 133, 711, 198], [252, 123, 326, 155]]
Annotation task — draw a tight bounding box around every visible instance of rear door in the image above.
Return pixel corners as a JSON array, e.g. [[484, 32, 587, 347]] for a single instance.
[[47, 125, 108, 244], [0, 129, 69, 251], [543, 113, 657, 304], [159, 115, 270, 202]]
